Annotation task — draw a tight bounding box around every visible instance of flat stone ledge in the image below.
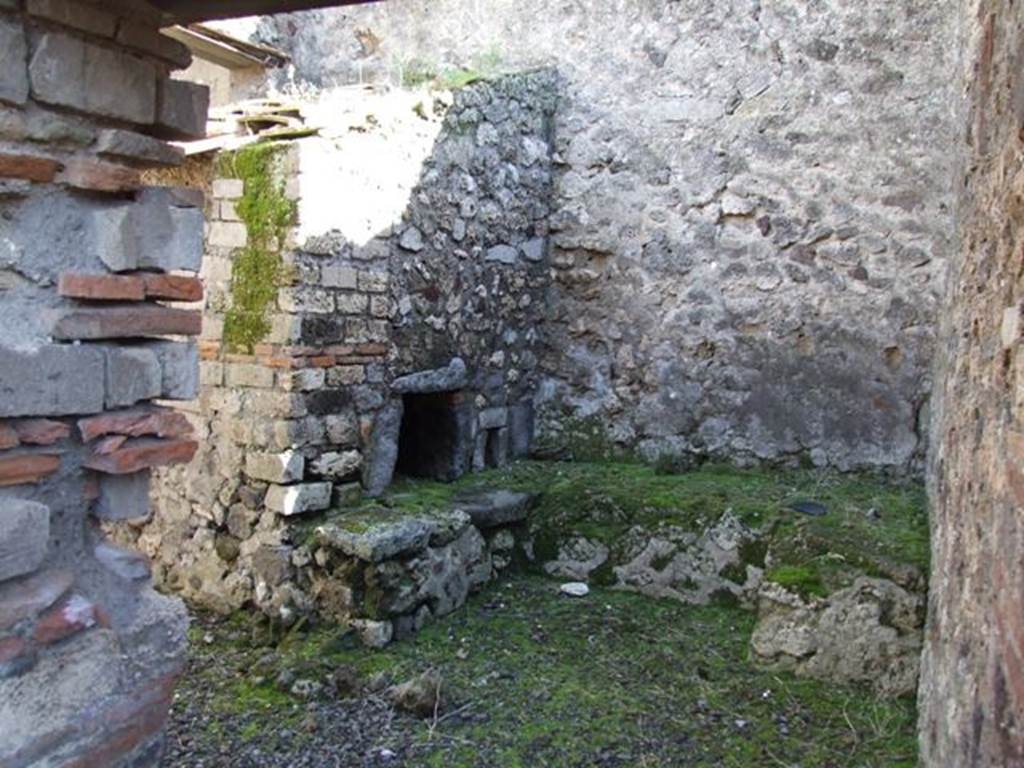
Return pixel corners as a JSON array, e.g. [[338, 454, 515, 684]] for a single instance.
[[316, 510, 472, 563], [454, 489, 536, 528]]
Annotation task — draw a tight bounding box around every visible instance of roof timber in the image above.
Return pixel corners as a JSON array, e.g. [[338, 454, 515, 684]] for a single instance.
[[150, 0, 380, 24]]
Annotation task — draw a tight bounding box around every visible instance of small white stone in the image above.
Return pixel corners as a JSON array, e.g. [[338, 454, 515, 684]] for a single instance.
[[560, 582, 590, 598]]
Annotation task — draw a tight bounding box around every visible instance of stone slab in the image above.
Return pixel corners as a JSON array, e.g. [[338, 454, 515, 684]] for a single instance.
[[154, 78, 209, 140], [96, 129, 184, 168], [0, 499, 50, 582], [0, 568, 73, 630], [0, 345, 105, 417], [150, 341, 200, 400], [316, 516, 435, 563], [391, 357, 467, 394], [104, 346, 162, 409], [453, 489, 535, 528]]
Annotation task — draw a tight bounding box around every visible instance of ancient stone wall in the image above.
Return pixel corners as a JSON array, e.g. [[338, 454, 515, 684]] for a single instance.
[[259, 0, 958, 473], [0, 0, 208, 764], [140, 72, 556, 621], [920, 2, 1024, 764]]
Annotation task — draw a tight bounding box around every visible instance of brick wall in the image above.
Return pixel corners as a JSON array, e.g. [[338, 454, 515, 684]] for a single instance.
[[0, 0, 209, 764], [138, 74, 555, 622]]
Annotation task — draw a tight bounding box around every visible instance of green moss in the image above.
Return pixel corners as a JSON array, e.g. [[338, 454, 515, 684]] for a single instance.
[[217, 143, 297, 353], [766, 564, 829, 599], [178, 575, 919, 766]]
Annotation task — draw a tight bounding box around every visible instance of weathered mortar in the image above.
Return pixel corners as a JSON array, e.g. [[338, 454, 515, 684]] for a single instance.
[[139, 72, 557, 623], [259, 0, 959, 474], [920, 1, 1024, 764]]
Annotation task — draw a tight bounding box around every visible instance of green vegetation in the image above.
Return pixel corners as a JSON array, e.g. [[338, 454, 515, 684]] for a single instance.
[[180, 575, 919, 766], [298, 460, 928, 599], [398, 50, 505, 91], [217, 143, 297, 353]]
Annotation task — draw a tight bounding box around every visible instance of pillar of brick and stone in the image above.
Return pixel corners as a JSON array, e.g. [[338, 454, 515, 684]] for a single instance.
[[0, 1, 209, 764]]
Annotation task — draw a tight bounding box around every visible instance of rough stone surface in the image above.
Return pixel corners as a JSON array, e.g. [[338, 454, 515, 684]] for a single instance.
[[245, 450, 305, 484], [751, 578, 923, 698], [104, 346, 162, 409], [0, 499, 49, 582], [96, 129, 184, 168], [154, 78, 210, 140], [390, 357, 467, 394], [0, 20, 28, 106], [316, 516, 436, 563], [262, 0, 957, 474], [919, 2, 1024, 764]]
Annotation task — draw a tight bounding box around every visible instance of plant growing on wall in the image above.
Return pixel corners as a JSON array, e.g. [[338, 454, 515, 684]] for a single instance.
[[219, 143, 297, 353]]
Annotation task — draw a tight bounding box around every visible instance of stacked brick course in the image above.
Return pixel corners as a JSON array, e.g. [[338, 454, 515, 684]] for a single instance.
[[0, 0, 209, 764]]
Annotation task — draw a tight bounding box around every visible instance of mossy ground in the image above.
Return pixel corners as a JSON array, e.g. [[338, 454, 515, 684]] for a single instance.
[[173, 574, 918, 767], [297, 460, 929, 596]]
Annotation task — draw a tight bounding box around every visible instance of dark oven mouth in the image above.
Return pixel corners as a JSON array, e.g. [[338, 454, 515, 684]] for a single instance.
[[395, 390, 471, 482]]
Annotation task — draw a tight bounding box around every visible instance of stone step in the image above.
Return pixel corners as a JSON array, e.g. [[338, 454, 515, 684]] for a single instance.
[[452, 488, 536, 528]]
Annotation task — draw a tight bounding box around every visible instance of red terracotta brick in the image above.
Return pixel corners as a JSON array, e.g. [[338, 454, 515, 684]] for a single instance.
[[78, 408, 193, 442], [56, 159, 141, 193], [95, 435, 128, 455], [264, 356, 297, 369], [0, 423, 20, 450], [58, 273, 146, 302], [355, 343, 389, 356], [142, 274, 203, 302], [0, 635, 35, 678], [0, 569, 74, 631], [52, 305, 202, 340], [0, 454, 61, 486], [0, 153, 62, 183], [33, 594, 98, 645], [309, 355, 336, 368], [13, 419, 71, 446], [82, 438, 197, 474]]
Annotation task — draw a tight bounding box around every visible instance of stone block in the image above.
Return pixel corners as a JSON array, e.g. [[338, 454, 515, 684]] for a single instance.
[[310, 450, 362, 480], [0, 153, 61, 183], [0, 500, 50, 582], [58, 273, 146, 301], [246, 450, 304, 484], [1001, 305, 1021, 348], [27, 0, 117, 38], [29, 33, 156, 124], [357, 271, 389, 293], [0, 345, 106, 417], [520, 237, 546, 263], [149, 341, 199, 400], [392, 358, 468, 394], [53, 306, 202, 340], [322, 266, 358, 289], [335, 293, 368, 315], [78, 408, 191, 442], [90, 188, 203, 273], [0, 19, 28, 106], [452, 489, 534, 528], [83, 437, 197, 474], [143, 274, 203, 302], [479, 406, 508, 429], [96, 129, 184, 168], [265, 482, 332, 516], [292, 368, 325, 391], [0, 568, 73, 631], [94, 542, 150, 581], [154, 78, 209, 139], [316, 516, 435, 562], [104, 347, 162, 408], [94, 470, 151, 521], [208, 221, 247, 249], [327, 366, 365, 386], [486, 244, 518, 264], [225, 363, 274, 389], [212, 178, 244, 199], [219, 199, 240, 221], [280, 287, 334, 314]]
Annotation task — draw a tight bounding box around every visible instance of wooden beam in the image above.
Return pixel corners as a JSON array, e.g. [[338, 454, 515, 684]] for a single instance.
[[150, 0, 380, 23]]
